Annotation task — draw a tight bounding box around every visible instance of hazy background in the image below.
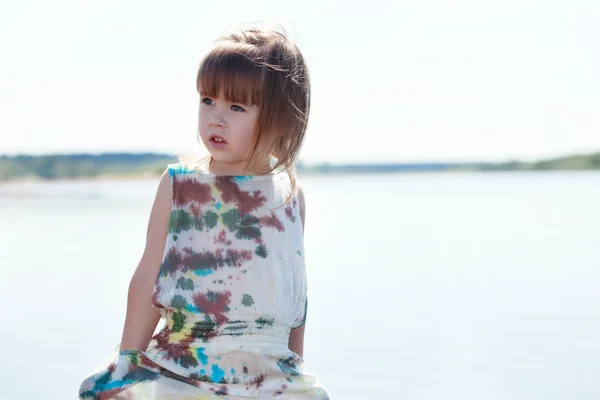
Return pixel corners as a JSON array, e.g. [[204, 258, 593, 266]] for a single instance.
[[1, 1, 600, 399]]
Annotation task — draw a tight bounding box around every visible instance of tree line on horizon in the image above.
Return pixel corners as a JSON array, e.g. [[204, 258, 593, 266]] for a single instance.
[[0, 151, 599, 181]]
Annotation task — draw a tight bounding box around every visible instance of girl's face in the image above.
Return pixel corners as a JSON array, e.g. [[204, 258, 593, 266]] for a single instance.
[[198, 92, 260, 172]]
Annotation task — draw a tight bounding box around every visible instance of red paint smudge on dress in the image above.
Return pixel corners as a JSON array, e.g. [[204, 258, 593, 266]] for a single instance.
[[173, 178, 213, 207], [260, 212, 285, 232], [215, 177, 266, 215], [192, 290, 232, 324]]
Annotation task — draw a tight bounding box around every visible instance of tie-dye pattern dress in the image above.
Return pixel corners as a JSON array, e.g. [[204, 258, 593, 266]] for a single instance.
[[78, 163, 330, 399]]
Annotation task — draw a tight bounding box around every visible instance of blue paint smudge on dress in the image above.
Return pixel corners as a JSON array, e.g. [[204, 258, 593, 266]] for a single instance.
[[211, 364, 226, 382]]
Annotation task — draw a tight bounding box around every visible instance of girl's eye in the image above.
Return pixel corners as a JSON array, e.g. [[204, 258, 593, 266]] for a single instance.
[[201, 97, 213, 105], [231, 104, 245, 112]]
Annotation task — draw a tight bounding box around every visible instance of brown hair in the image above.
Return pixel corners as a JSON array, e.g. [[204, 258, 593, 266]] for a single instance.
[[194, 23, 311, 200]]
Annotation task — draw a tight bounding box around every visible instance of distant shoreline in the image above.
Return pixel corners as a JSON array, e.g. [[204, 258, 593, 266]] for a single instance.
[[0, 151, 599, 181], [2, 169, 599, 186]]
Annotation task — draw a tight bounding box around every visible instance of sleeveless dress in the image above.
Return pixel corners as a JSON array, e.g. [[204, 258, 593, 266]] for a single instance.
[[78, 163, 330, 400]]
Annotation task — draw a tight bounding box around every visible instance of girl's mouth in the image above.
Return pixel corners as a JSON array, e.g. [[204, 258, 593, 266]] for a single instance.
[[209, 134, 227, 148]]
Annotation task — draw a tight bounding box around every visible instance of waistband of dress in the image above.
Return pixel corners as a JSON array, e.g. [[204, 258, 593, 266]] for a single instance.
[[158, 317, 292, 350]]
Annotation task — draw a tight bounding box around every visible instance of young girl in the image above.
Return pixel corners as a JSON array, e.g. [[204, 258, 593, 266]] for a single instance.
[[78, 24, 330, 399]]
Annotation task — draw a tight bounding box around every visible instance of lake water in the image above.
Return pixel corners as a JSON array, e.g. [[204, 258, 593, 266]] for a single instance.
[[1, 172, 599, 399]]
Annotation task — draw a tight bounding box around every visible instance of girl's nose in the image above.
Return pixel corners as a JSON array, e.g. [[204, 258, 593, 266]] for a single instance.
[[209, 115, 225, 128]]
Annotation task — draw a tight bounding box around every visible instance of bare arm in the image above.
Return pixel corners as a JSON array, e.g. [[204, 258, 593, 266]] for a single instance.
[[119, 169, 172, 352], [288, 185, 306, 358]]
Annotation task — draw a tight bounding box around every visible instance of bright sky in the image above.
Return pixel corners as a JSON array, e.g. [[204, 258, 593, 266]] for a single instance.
[[0, 0, 598, 164]]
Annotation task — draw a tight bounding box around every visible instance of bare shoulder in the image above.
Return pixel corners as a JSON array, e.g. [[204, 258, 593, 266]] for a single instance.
[[157, 167, 172, 198], [153, 168, 172, 216], [297, 183, 306, 231], [143, 168, 172, 252]]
